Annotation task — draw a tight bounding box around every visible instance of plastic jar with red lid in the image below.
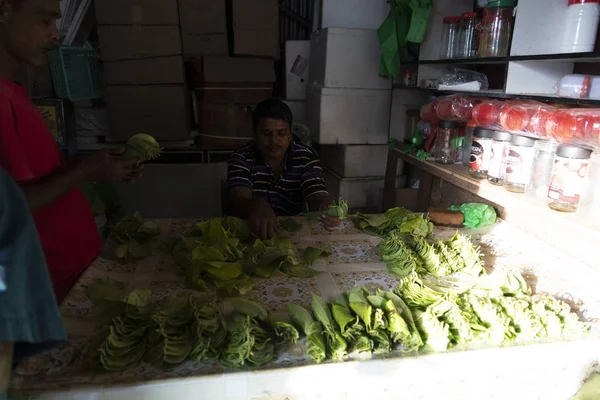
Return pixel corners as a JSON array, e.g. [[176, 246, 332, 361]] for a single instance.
[[440, 16, 461, 59], [458, 12, 479, 58], [560, 0, 600, 54]]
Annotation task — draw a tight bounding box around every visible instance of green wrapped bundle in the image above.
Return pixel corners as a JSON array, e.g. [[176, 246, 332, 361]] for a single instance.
[[305, 198, 349, 221], [124, 133, 162, 162], [288, 304, 327, 363], [379, 231, 423, 278], [311, 294, 348, 360]]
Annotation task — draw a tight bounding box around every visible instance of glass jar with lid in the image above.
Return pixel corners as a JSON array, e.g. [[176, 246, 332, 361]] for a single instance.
[[435, 120, 460, 164], [469, 127, 495, 179], [547, 145, 592, 212], [487, 130, 512, 185], [462, 121, 477, 167], [440, 16, 461, 59], [458, 12, 478, 58], [527, 140, 559, 200], [479, 0, 515, 57], [505, 135, 536, 193]]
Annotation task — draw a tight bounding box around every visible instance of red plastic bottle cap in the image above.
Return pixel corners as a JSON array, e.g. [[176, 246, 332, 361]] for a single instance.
[[461, 12, 478, 18], [443, 16, 462, 23], [568, 0, 600, 5]]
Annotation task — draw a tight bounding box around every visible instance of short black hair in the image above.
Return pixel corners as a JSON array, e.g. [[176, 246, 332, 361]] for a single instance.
[[252, 99, 293, 132]]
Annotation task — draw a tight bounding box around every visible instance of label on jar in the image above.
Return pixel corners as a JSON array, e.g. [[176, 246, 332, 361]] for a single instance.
[[470, 137, 492, 172], [505, 146, 536, 186], [488, 141, 509, 179], [547, 156, 589, 205]]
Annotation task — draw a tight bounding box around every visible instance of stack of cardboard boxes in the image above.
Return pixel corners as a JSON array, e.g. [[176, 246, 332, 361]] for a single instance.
[[283, 40, 311, 130], [192, 0, 279, 150], [307, 27, 394, 210], [96, 0, 190, 144]]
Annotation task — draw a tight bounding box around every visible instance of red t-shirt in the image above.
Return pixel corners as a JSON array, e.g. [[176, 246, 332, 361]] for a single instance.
[[0, 78, 101, 302]]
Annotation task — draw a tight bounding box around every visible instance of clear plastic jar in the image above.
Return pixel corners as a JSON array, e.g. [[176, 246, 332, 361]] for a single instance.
[[479, 0, 514, 57], [435, 120, 460, 164], [458, 12, 478, 58], [528, 140, 559, 200], [469, 127, 495, 179], [487, 130, 512, 185], [462, 121, 476, 167], [505, 135, 536, 193], [440, 16, 461, 59], [547, 145, 592, 212], [579, 152, 600, 226]]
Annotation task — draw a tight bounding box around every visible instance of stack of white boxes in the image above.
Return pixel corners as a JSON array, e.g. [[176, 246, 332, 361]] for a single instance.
[[284, 40, 311, 143], [306, 27, 393, 211]]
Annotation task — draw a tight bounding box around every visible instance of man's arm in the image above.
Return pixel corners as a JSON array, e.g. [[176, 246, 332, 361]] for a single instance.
[[228, 186, 254, 219], [20, 166, 87, 212], [306, 192, 330, 212]]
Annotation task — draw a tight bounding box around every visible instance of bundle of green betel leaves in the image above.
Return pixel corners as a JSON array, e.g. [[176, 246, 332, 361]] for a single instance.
[[165, 217, 331, 297], [87, 278, 299, 371]]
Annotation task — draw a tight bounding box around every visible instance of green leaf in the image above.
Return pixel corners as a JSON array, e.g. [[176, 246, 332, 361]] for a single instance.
[[196, 261, 243, 281], [192, 246, 226, 262], [311, 294, 335, 331], [348, 287, 373, 331], [303, 246, 331, 266], [280, 218, 303, 233], [227, 298, 268, 321], [214, 274, 254, 298], [280, 263, 321, 278], [123, 289, 152, 308], [288, 303, 315, 335], [86, 277, 128, 304]]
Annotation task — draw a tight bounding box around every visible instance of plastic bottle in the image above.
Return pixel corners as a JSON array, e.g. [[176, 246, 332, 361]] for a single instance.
[[440, 16, 461, 59], [547, 145, 592, 212], [528, 140, 559, 200], [479, 0, 515, 57], [505, 135, 536, 193], [458, 12, 478, 58], [487, 130, 512, 185], [560, 0, 600, 54], [435, 120, 461, 164], [470, 128, 495, 179]]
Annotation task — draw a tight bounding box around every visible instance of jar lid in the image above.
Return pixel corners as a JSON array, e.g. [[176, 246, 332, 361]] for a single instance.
[[461, 12, 477, 18], [510, 135, 536, 147], [473, 127, 495, 138], [443, 16, 461, 23], [556, 145, 593, 159], [438, 120, 460, 128], [467, 120, 477, 127], [493, 130, 512, 141], [487, 0, 515, 7], [568, 0, 600, 5]]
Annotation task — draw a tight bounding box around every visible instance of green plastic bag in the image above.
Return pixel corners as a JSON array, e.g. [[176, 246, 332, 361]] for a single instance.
[[449, 203, 497, 229]]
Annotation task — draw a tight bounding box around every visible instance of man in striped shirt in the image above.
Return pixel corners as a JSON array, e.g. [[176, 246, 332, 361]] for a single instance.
[[228, 99, 340, 239]]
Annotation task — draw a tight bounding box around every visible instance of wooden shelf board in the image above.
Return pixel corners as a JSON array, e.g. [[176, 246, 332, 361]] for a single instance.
[[394, 149, 600, 269]]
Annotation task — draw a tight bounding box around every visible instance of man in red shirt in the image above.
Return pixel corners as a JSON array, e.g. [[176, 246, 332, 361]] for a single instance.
[[0, 0, 140, 302]]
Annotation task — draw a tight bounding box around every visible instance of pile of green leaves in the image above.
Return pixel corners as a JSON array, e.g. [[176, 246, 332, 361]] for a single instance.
[[305, 199, 349, 221], [357, 207, 433, 238], [87, 279, 299, 371], [391, 270, 588, 353], [167, 218, 329, 297], [111, 212, 160, 261], [288, 288, 425, 363], [379, 232, 486, 279]]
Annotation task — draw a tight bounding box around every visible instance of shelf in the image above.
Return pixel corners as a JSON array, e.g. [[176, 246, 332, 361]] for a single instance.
[[510, 52, 600, 63], [416, 57, 507, 65], [392, 149, 600, 269], [392, 86, 600, 106]]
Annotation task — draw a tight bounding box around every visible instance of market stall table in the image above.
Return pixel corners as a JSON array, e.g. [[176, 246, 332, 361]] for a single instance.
[[10, 217, 600, 400]]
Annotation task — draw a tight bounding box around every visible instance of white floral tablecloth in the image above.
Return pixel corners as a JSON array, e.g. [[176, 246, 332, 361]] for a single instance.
[[8, 218, 600, 400]]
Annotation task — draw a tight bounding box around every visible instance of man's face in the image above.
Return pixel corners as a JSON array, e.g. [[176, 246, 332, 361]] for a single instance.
[[255, 118, 293, 162], [0, 0, 61, 67]]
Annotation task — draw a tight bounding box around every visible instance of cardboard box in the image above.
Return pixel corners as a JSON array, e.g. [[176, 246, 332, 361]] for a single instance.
[[285, 41, 310, 100], [105, 57, 185, 85], [197, 103, 255, 149], [94, 0, 179, 25], [232, 0, 279, 58], [180, 0, 228, 56], [97, 26, 182, 61], [190, 57, 275, 104], [106, 85, 191, 142], [190, 57, 276, 86]]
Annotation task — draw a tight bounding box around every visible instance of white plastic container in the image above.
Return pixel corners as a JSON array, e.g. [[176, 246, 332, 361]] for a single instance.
[[285, 40, 310, 100], [306, 85, 391, 145], [283, 100, 307, 126], [310, 27, 391, 90], [321, 0, 390, 30], [320, 145, 390, 177], [558, 74, 592, 98], [560, 0, 600, 54]]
